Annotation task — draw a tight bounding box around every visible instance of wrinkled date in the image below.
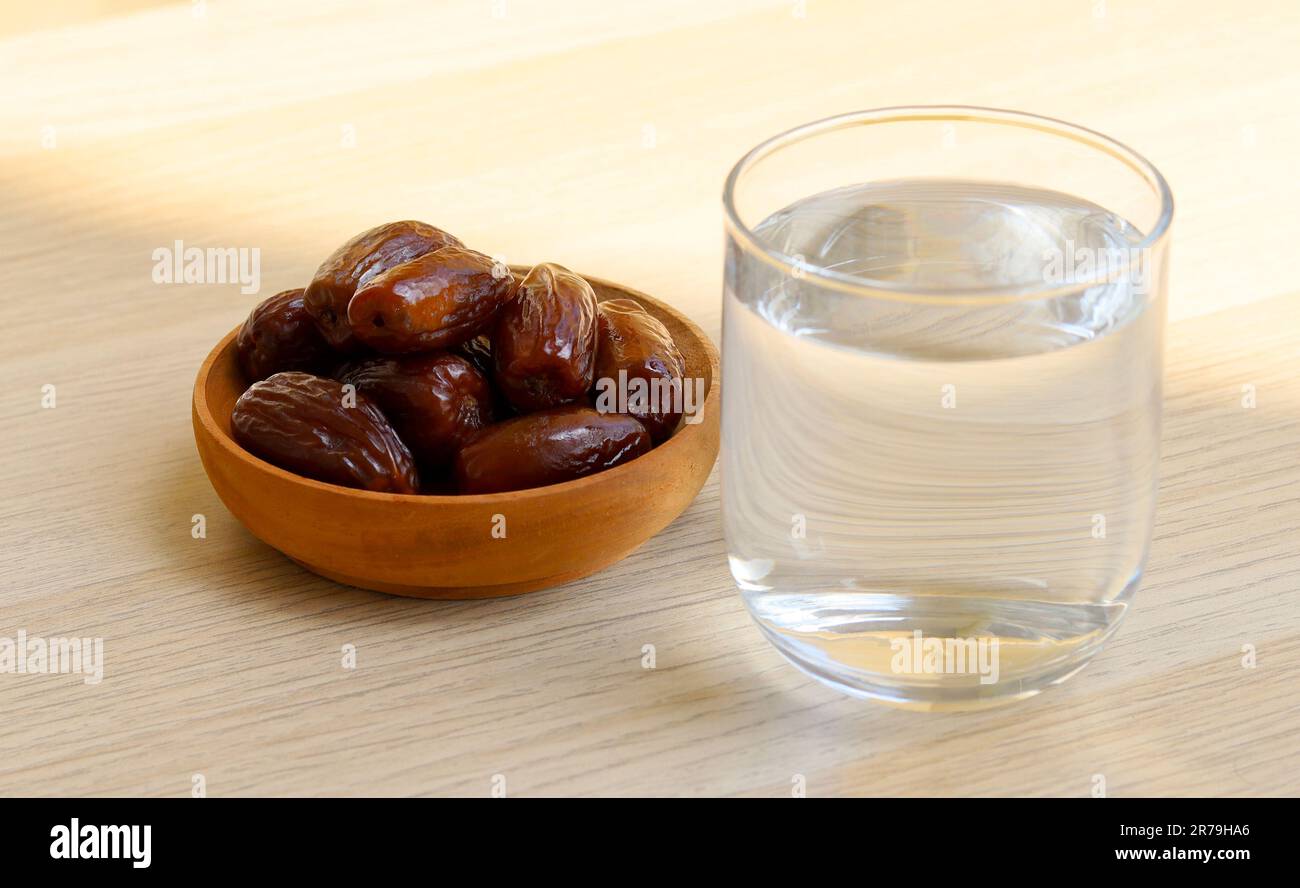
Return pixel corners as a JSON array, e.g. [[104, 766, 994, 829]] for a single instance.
[[231, 371, 419, 494], [348, 246, 514, 353], [339, 353, 494, 476], [303, 220, 462, 352], [454, 406, 650, 494], [235, 288, 335, 382], [593, 298, 687, 443], [492, 262, 598, 412]]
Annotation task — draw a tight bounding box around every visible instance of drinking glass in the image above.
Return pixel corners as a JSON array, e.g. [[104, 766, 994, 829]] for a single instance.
[[721, 107, 1173, 709]]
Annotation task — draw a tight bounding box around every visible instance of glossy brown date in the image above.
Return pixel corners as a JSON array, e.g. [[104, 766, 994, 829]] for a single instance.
[[492, 262, 598, 412], [235, 288, 335, 383], [303, 220, 462, 352], [454, 406, 650, 494], [231, 371, 419, 494], [339, 353, 494, 475], [593, 298, 686, 443], [347, 246, 514, 354]]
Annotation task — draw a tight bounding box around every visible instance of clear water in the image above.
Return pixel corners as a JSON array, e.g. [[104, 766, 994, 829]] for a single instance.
[[723, 180, 1163, 709]]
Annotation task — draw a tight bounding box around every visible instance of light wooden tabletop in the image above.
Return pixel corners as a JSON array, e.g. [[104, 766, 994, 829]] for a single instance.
[[2, 0, 1297, 797]]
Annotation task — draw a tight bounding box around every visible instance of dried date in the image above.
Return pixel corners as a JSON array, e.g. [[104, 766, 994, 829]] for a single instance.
[[339, 353, 494, 475], [454, 406, 650, 494], [492, 262, 598, 412], [592, 298, 686, 443], [235, 288, 335, 383], [303, 221, 462, 352], [231, 371, 419, 494], [347, 246, 514, 353]]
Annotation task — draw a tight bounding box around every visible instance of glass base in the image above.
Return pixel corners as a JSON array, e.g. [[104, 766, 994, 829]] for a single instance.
[[744, 578, 1138, 711]]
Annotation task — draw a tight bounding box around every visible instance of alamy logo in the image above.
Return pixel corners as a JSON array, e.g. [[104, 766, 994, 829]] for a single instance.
[[151, 239, 261, 294], [592, 371, 706, 424], [0, 630, 103, 685], [890, 630, 1000, 685], [1041, 240, 1152, 297], [50, 819, 151, 869]]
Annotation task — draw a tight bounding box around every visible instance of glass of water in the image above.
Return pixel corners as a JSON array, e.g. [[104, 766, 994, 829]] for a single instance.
[[722, 107, 1173, 710]]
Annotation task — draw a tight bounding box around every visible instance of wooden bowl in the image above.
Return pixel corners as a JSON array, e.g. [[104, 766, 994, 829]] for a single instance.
[[192, 270, 720, 599]]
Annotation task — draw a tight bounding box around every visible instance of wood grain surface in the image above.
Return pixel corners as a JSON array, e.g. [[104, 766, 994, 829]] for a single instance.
[[1, 0, 1297, 796]]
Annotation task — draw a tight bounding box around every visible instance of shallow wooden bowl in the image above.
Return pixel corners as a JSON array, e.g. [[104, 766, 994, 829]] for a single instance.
[[192, 270, 720, 599]]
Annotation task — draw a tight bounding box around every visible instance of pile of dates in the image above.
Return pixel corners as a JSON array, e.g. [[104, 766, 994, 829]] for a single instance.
[[230, 221, 686, 495]]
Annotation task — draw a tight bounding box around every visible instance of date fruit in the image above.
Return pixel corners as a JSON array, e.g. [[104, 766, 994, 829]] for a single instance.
[[593, 298, 686, 443], [235, 288, 335, 383], [492, 262, 598, 412], [303, 221, 462, 352], [347, 246, 514, 353], [231, 371, 419, 494], [339, 354, 494, 475], [454, 406, 650, 494]]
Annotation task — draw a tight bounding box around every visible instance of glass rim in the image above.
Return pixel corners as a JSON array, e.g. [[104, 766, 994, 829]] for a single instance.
[[721, 105, 1175, 305]]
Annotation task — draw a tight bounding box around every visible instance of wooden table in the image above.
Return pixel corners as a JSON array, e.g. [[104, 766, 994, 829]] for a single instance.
[[2, 0, 1297, 796]]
